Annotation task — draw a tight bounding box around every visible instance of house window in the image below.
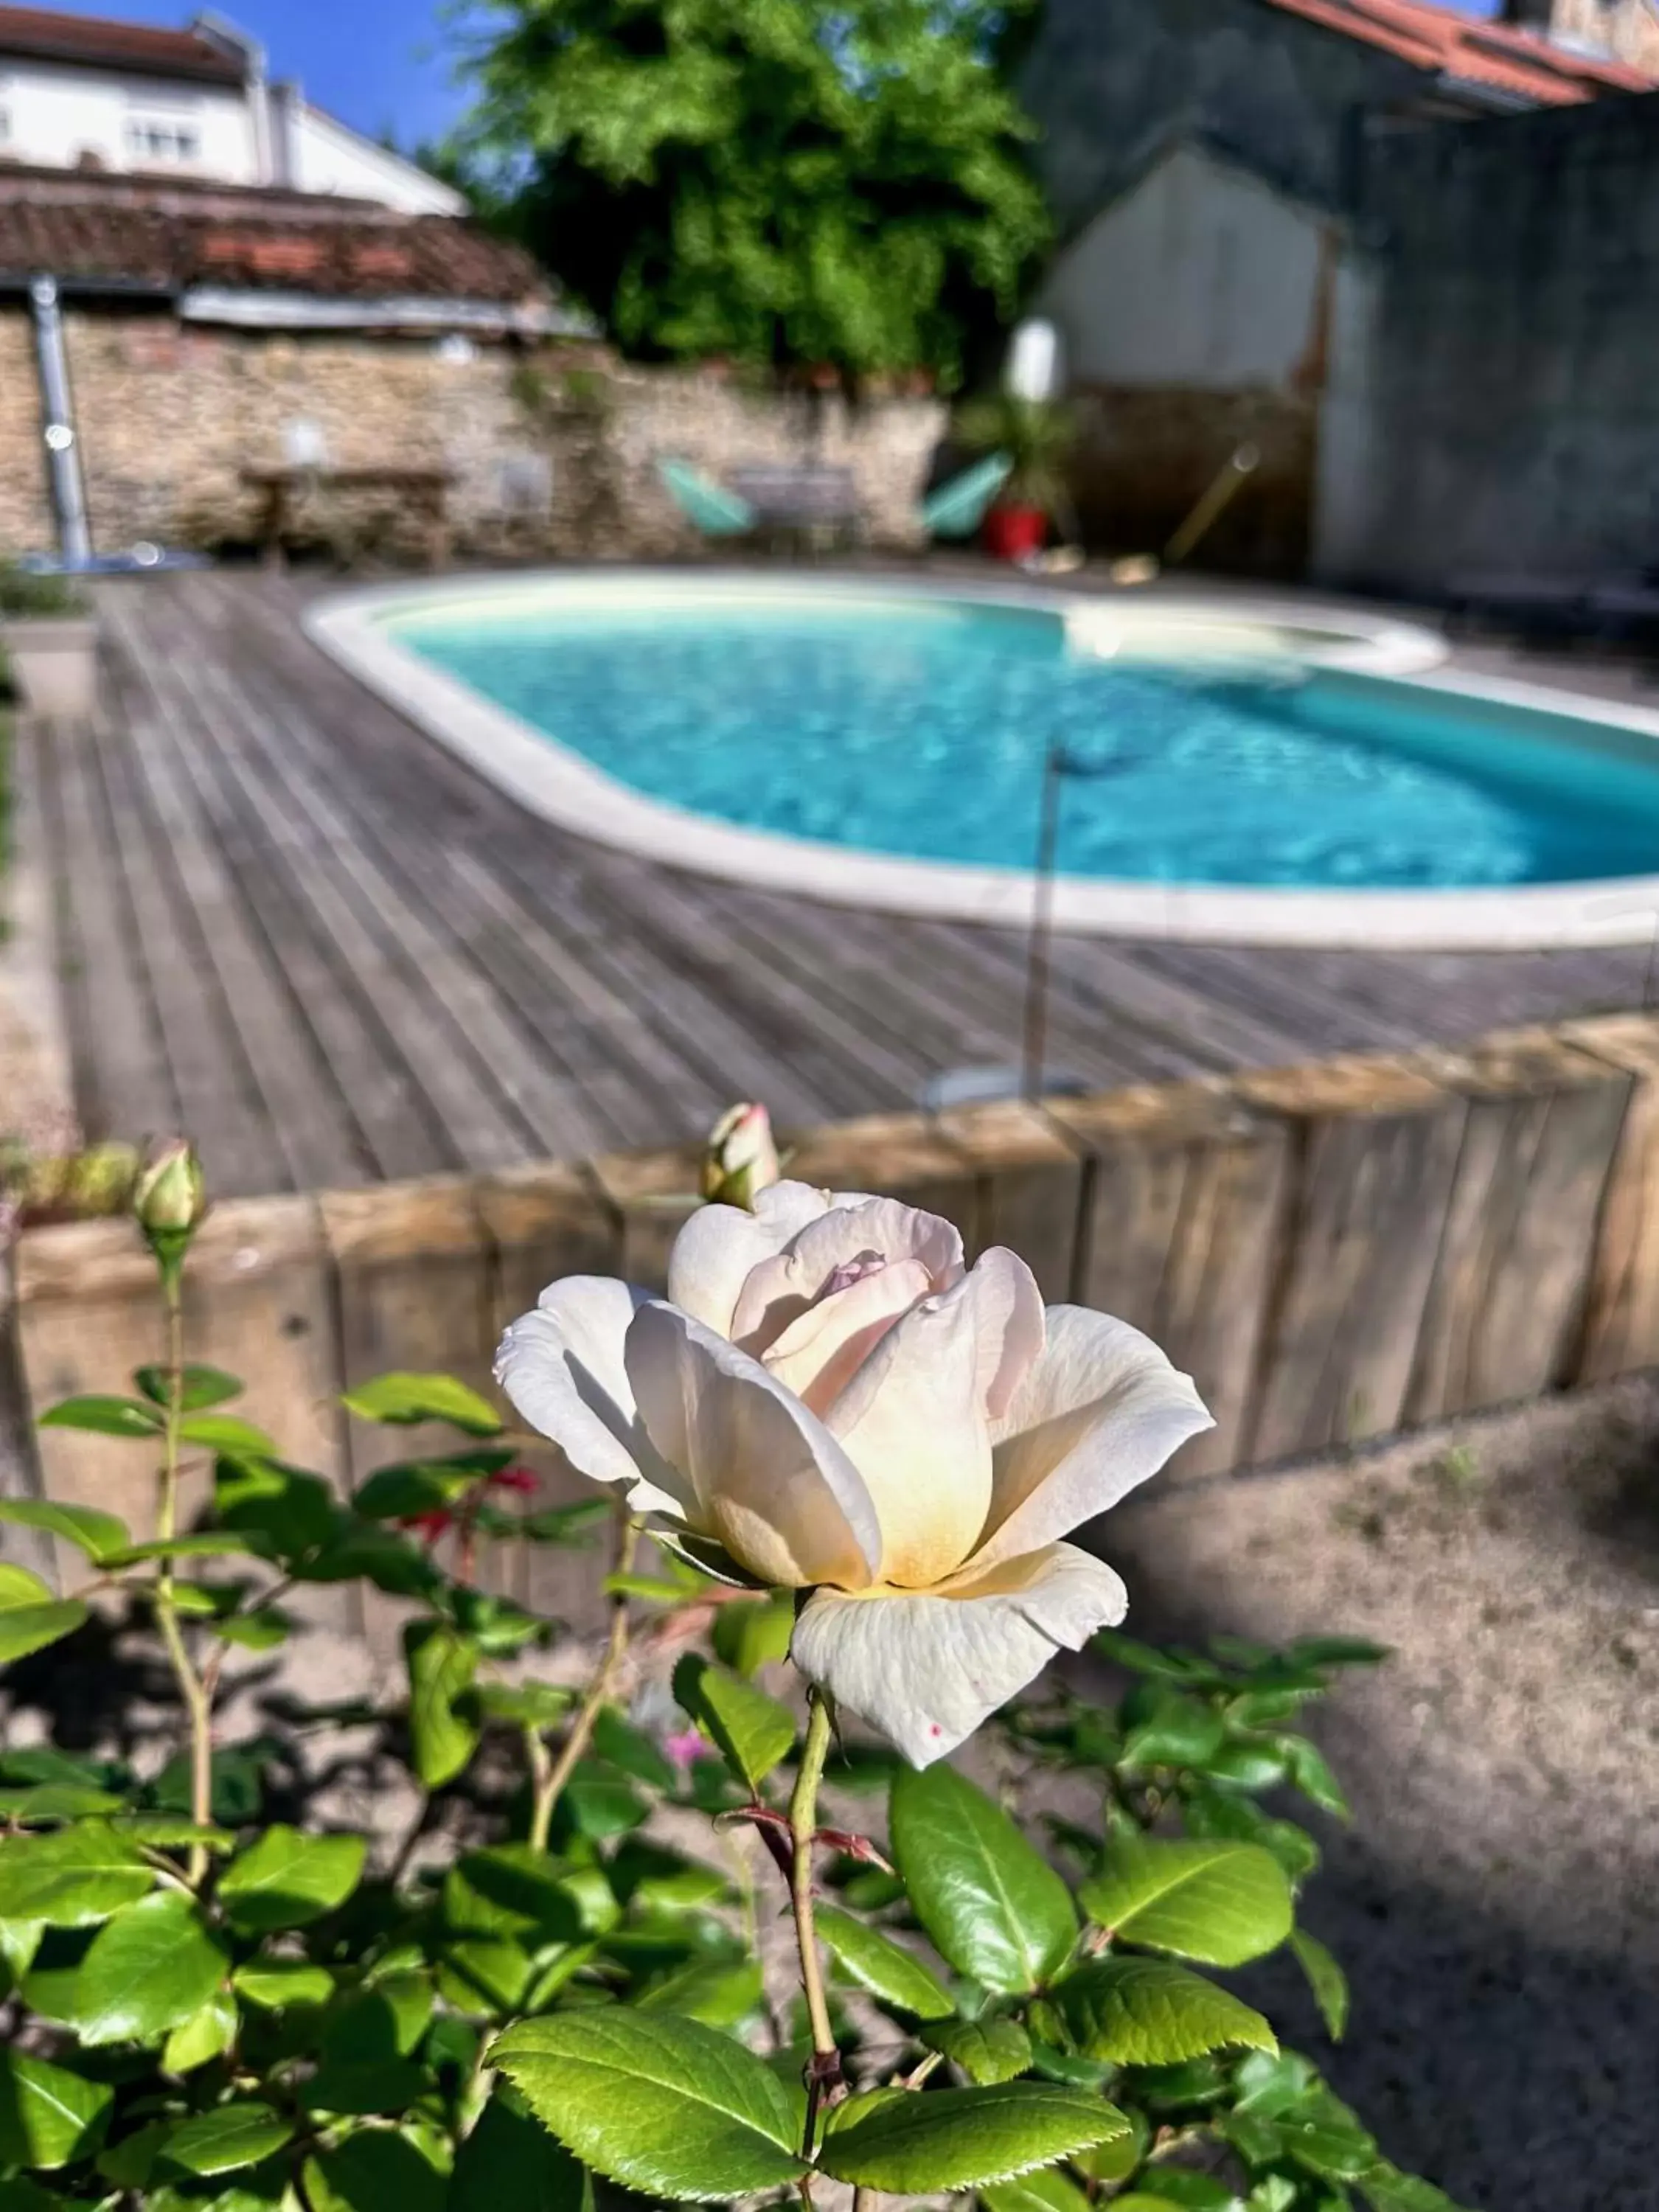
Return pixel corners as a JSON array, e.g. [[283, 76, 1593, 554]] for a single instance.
[[125, 118, 202, 164]]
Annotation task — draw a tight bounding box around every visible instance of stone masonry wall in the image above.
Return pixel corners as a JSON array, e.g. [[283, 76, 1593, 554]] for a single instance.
[[0, 306, 945, 562]]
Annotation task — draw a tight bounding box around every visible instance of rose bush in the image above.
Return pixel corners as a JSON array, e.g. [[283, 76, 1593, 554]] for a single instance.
[[0, 1129, 1473, 2212], [497, 1182, 1211, 1764]]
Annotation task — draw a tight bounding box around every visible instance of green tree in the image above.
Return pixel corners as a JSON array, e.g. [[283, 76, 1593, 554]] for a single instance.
[[453, 0, 1051, 388]]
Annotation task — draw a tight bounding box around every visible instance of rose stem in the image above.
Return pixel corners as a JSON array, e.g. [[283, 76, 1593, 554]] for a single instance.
[[789, 1685, 843, 2154], [152, 1256, 214, 1883], [527, 1504, 639, 1851]]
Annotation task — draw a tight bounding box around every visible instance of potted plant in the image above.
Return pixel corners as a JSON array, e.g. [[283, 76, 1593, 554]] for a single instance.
[[0, 562, 96, 716], [952, 391, 1076, 562]]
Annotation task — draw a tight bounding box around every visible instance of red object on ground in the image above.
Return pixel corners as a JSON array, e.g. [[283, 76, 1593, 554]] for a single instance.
[[982, 502, 1047, 563]]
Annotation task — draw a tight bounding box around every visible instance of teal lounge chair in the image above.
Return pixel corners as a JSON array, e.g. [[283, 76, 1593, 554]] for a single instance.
[[919, 451, 1012, 540], [658, 459, 756, 538]]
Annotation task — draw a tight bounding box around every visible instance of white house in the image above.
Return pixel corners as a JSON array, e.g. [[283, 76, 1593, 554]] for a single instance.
[[0, 2, 462, 214]]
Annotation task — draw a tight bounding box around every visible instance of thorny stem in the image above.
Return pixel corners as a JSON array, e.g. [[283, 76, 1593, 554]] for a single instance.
[[789, 1686, 842, 2155], [528, 1505, 639, 1851], [153, 1265, 213, 1884]]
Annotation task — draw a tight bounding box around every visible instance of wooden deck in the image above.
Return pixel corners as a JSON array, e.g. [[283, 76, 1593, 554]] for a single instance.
[[20, 566, 1649, 1200]]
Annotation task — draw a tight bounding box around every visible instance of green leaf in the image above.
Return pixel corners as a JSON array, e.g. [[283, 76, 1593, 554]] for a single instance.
[[445, 1846, 591, 1943], [164, 2104, 293, 2177], [1276, 2089, 1377, 2180], [605, 1571, 695, 1604], [590, 1707, 677, 1790], [233, 1959, 335, 2009], [1092, 1630, 1225, 1686], [300, 2057, 431, 2116], [0, 1601, 87, 1663], [0, 1562, 53, 1608], [0, 1782, 124, 1820], [38, 1394, 161, 1439], [1180, 1784, 1321, 1887], [352, 1462, 484, 1520], [1232, 2051, 1318, 2118], [1356, 2163, 1471, 2212], [818, 2082, 1131, 2191], [451, 2085, 588, 2212], [176, 1413, 279, 1457], [469, 1680, 574, 1729], [921, 2015, 1033, 2084], [1121, 1687, 1226, 1770], [0, 2048, 114, 2166], [404, 1621, 479, 1788], [136, 1363, 243, 1411], [0, 1498, 130, 1562], [1286, 1636, 1390, 1670], [711, 1590, 796, 1678], [815, 1903, 953, 2020], [1057, 1957, 1276, 2064], [342, 1371, 503, 1435], [206, 1609, 291, 1651], [0, 2178, 66, 2212], [0, 1820, 153, 1924], [302, 2129, 449, 2212], [491, 2008, 806, 2199], [983, 2165, 1096, 2212], [215, 1460, 339, 1560], [889, 1761, 1077, 1993], [437, 1937, 533, 2015], [1280, 1739, 1351, 1820], [101, 1534, 254, 1568], [1291, 1928, 1349, 2042], [74, 1889, 228, 2045], [219, 1824, 366, 1931], [1079, 1839, 1293, 1966], [1111, 2175, 1241, 2211], [671, 1654, 794, 1792], [637, 1957, 763, 2029], [324, 1974, 434, 2061], [1203, 1741, 1290, 1791], [162, 1986, 239, 2072], [552, 1763, 647, 1842], [113, 1814, 234, 1851]]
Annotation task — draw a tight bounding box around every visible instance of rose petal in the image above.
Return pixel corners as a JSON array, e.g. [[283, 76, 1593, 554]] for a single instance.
[[730, 1197, 965, 1357], [969, 1307, 1212, 1573], [963, 1247, 1046, 1419], [666, 1180, 866, 1336], [625, 1301, 881, 1589], [762, 1256, 931, 1413], [494, 1278, 691, 1519], [792, 1542, 1128, 1767], [824, 1265, 997, 1587]]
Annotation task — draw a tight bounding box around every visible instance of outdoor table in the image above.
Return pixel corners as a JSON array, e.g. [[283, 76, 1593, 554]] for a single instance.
[[241, 465, 456, 571], [728, 463, 861, 553]]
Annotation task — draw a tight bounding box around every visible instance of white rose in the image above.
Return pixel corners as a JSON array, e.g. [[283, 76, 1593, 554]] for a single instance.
[[495, 1181, 1211, 1766]]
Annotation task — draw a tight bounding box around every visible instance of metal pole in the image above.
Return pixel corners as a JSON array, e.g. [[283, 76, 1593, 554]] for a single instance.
[[29, 276, 91, 566], [1022, 740, 1064, 1103]]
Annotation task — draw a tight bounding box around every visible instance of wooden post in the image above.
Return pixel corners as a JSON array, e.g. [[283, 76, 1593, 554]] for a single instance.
[[587, 1142, 706, 1293], [1236, 1054, 1466, 1465], [1048, 1079, 1292, 1479], [14, 1197, 341, 1589], [1405, 1027, 1632, 1422], [1557, 1012, 1659, 1382], [933, 1100, 1084, 1301]]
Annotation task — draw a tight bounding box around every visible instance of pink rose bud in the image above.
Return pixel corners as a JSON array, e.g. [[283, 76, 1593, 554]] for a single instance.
[[700, 1102, 780, 1211]]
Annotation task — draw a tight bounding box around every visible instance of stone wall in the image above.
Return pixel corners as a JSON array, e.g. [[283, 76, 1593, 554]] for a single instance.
[[0, 305, 945, 563], [1314, 97, 1659, 594]]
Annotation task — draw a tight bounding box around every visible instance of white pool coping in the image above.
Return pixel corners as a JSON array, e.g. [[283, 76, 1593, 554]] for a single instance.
[[305, 568, 1659, 950]]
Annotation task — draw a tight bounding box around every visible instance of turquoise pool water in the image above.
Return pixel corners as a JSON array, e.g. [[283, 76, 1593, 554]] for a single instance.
[[391, 598, 1659, 890]]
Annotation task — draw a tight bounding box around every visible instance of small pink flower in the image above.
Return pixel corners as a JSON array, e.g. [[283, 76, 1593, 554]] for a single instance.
[[488, 1464, 540, 1495], [664, 1725, 714, 1783], [400, 1509, 454, 1544]]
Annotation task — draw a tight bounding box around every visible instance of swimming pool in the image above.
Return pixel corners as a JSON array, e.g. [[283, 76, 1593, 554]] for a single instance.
[[309, 574, 1659, 947]]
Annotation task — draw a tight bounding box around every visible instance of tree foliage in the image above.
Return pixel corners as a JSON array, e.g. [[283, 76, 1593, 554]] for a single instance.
[[453, 0, 1052, 386]]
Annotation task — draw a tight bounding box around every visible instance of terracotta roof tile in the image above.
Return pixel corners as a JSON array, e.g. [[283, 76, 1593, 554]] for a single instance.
[[0, 4, 244, 83], [0, 169, 548, 305], [1262, 0, 1655, 100]]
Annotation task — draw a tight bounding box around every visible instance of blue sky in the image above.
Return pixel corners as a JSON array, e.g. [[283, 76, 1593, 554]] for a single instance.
[[53, 0, 473, 146], [51, 0, 1500, 152]]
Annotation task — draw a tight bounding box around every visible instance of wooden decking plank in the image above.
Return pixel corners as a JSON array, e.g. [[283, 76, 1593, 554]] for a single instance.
[[96, 590, 463, 1185], [92, 619, 369, 1192], [35, 712, 179, 1147]]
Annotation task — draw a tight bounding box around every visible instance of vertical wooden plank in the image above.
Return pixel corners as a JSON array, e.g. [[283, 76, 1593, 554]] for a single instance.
[[1049, 1081, 1292, 1479], [587, 1143, 706, 1293], [1557, 1012, 1659, 1383], [784, 1112, 978, 1242], [1404, 1029, 1632, 1422], [0, 1248, 57, 1583], [933, 1102, 1084, 1301], [14, 1197, 342, 1590], [476, 1161, 622, 1626], [319, 1176, 496, 1657], [1235, 1055, 1467, 1465]]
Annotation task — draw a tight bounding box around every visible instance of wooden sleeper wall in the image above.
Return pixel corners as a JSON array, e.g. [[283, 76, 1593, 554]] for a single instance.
[[5, 1016, 1655, 1630]]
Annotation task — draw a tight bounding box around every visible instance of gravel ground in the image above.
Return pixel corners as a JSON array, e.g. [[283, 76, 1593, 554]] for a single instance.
[[1099, 1378, 1659, 2212]]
